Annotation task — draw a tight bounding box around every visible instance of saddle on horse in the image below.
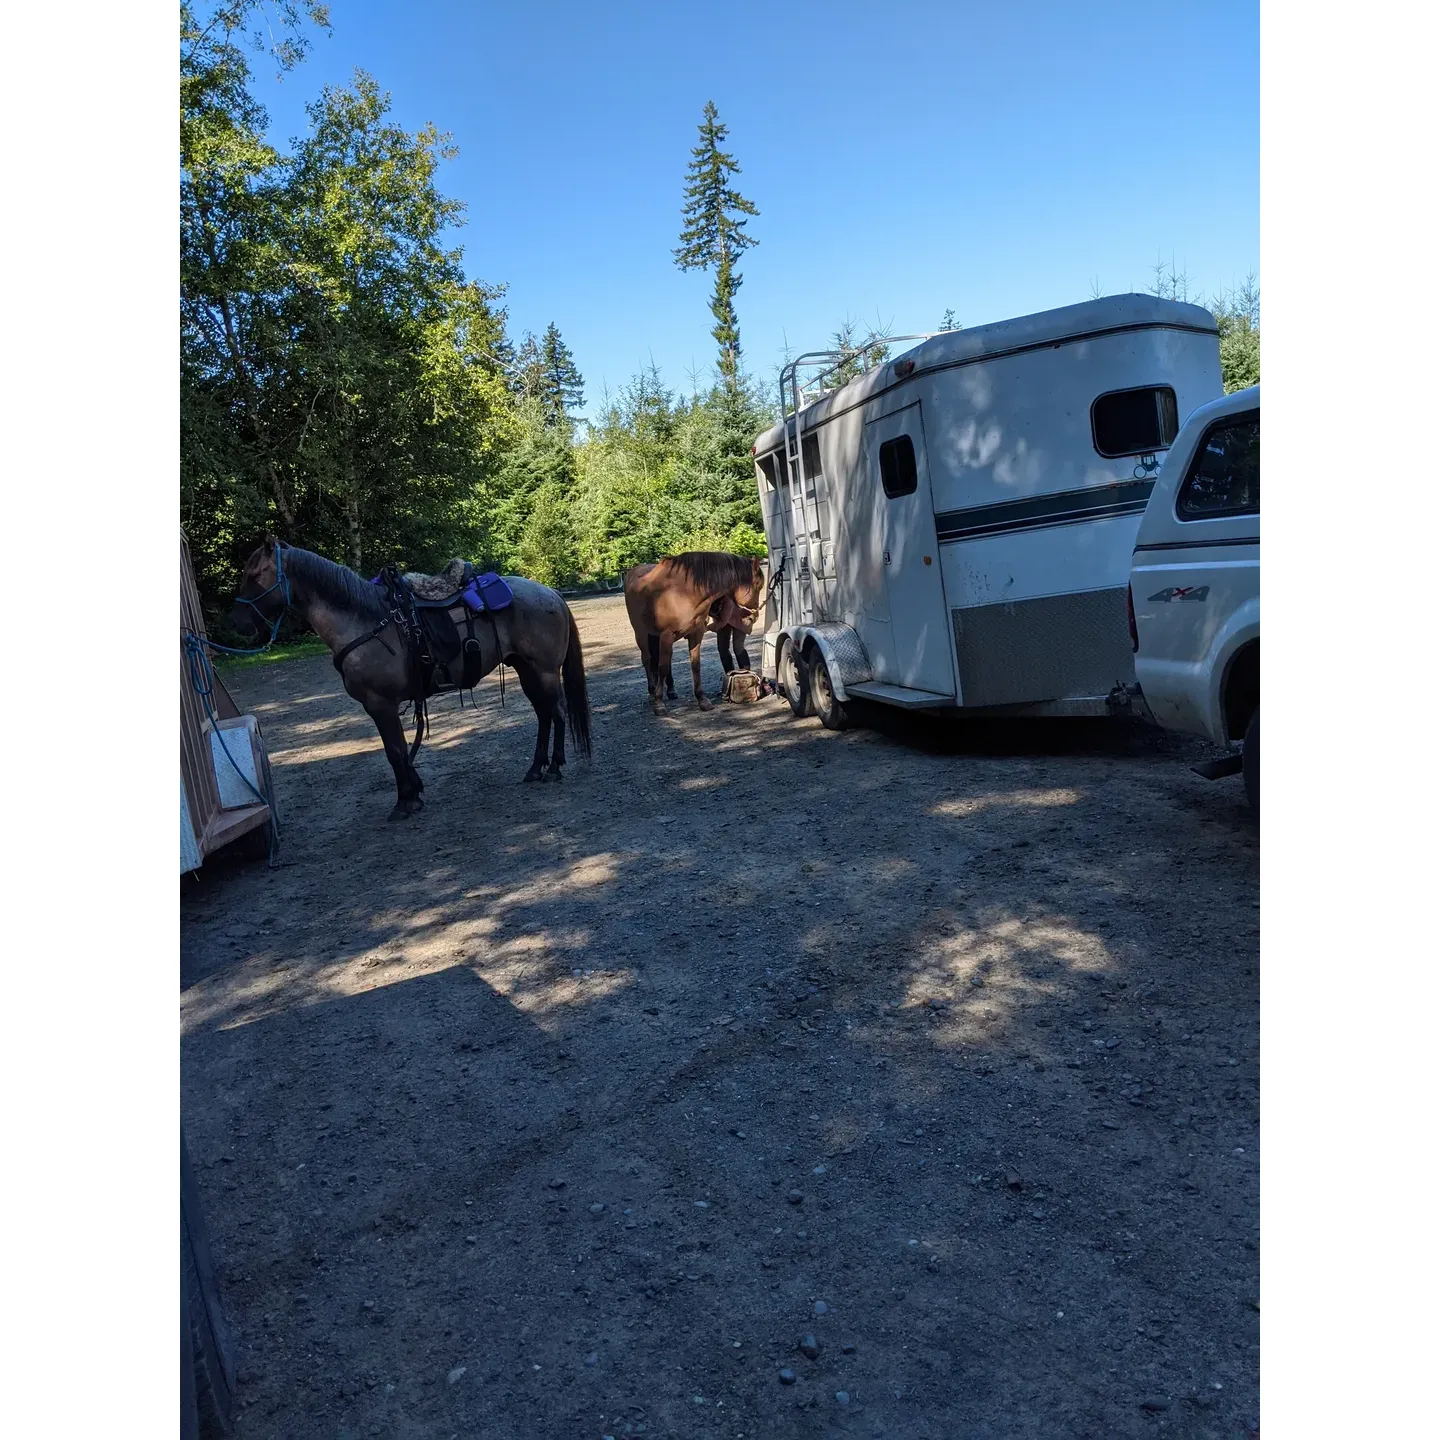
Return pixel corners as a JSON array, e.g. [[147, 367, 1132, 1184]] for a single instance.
[[333, 560, 515, 697]]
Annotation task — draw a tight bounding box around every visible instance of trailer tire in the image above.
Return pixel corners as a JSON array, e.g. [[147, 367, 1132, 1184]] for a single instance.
[[808, 649, 851, 731], [778, 638, 811, 718], [1243, 708, 1259, 817]]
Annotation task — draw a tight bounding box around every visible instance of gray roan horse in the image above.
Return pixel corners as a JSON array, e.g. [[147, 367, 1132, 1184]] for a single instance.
[[229, 539, 591, 819]]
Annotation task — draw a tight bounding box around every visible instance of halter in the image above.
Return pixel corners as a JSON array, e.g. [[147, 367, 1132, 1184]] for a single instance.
[[234, 544, 293, 647]]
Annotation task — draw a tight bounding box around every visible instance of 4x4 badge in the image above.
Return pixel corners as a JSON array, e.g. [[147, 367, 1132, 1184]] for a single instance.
[[1147, 585, 1210, 602]]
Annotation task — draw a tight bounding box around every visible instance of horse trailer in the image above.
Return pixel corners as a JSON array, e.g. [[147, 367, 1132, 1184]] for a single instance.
[[752, 294, 1224, 727]]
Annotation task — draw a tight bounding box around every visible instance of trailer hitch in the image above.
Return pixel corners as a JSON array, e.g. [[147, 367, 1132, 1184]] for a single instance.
[[1106, 683, 1144, 714]]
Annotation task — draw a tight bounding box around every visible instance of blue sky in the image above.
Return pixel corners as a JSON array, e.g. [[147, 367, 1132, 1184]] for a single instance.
[[253, 0, 1258, 418]]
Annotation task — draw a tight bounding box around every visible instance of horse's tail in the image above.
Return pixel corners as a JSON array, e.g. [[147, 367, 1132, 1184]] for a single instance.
[[562, 606, 592, 761]]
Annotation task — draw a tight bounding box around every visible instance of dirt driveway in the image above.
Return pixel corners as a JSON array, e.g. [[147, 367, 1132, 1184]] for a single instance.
[[181, 594, 1259, 1440]]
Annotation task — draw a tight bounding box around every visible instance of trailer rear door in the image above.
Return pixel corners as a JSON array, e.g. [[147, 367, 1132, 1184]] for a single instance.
[[866, 403, 954, 696]]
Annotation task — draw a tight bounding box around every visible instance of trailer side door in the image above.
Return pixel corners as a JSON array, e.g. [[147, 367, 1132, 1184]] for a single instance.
[[865, 402, 954, 695]]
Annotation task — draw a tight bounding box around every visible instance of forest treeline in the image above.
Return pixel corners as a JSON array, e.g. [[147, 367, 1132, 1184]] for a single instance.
[[180, 3, 1257, 615]]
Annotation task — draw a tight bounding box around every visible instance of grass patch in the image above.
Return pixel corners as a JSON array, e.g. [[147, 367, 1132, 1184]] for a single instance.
[[214, 637, 330, 670]]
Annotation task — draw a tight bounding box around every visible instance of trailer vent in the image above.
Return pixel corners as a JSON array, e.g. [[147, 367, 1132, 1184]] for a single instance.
[[951, 588, 1136, 707]]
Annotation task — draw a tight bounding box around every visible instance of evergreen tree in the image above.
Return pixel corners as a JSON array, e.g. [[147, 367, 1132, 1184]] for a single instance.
[[516, 480, 578, 587], [540, 321, 585, 426], [1212, 275, 1260, 393], [674, 101, 759, 389], [827, 319, 891, 387], [939, 308, 962, 332], [510, 323, 583, 428]]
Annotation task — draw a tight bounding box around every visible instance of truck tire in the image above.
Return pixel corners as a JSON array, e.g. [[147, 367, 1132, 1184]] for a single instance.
[[1243, 709, 1259, 817], [778, 638, 811, 718], [182, 1134, 237, 1438], [808, 649, 852, 731]]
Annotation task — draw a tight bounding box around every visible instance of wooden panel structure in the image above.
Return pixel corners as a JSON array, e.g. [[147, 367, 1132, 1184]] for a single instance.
[[181, 531, 270, 869]]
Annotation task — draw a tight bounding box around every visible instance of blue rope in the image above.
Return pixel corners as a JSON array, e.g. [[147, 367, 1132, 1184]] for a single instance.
[[195, 633, 282, 657], [184, 633, 281, 868]]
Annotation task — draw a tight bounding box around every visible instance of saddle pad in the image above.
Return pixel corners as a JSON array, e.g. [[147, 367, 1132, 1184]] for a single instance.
[[472, 573, 513, 612]]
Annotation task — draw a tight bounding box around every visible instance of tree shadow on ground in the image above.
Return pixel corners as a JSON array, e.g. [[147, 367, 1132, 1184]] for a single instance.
[[182, 609, 1257, 1440]]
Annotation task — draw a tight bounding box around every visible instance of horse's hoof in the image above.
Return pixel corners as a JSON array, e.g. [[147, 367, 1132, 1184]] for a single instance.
[[522, 768, 544, 783], [543, 766, 564, 783], [697, 697, 714, 711], [388, 803, 416, 821]]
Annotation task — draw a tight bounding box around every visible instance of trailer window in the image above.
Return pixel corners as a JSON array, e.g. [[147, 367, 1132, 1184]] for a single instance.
[[756, 452, 781, 489], [802, 434, 822, 478], [879, 434, 918, 497], [1177, 414, 1260, 519], [1091, 386, 1179, 458]]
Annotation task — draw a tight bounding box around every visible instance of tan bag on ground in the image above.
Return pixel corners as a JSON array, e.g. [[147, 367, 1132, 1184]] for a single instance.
[[722, 670, 760, 703]]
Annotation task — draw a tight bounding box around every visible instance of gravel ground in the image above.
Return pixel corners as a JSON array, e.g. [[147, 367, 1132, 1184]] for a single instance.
[[181, 593, 1260, 1440]]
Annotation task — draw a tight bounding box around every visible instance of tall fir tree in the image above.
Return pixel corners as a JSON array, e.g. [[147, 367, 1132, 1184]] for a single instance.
[[511, 323, 584, 428], [540, 321, 585, 427], [674, 100, 759, 390]]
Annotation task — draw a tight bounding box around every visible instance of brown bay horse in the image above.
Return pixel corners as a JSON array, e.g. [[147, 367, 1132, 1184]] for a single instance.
[[622, 552, 766, 714], [230, 539, 591, 819]]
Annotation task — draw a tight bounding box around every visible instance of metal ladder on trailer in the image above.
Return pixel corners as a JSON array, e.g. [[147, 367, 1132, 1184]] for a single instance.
[[775, 337, 937, 628]]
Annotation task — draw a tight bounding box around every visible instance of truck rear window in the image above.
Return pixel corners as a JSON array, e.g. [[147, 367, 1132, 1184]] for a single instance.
[[1091, 386, 1179, 458], [1177, 413, 1260, 519]]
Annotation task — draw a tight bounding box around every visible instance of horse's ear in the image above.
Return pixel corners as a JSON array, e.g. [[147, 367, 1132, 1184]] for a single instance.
[[263, 533, 277, 554]]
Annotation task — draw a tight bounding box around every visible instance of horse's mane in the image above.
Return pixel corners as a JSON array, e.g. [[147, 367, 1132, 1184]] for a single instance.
[[662, 551, 759, 594], [281, 545, 388, 619]]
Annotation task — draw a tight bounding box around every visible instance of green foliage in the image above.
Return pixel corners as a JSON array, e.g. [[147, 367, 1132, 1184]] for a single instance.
[[569, 369, 772, 576], [675, 101, 759, 387], [181, 3, 514, 599], [825, 318, 891, 388], [511, 322, 584, 428], [938, 308, 962, 332], [488, 397, 577, 570], [1147, 260, 1259, 394], [724, 521, 768, 557], [516, 481, 578, 587], [1212, 276, 1260, 393], [181, 10, 777, 611]]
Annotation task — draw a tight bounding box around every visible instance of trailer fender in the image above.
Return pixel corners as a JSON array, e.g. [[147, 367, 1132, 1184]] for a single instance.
[[785, 622, 873, 701]]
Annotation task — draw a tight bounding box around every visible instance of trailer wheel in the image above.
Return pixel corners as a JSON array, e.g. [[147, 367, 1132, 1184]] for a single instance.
[[808, 649, 851, 731], [1243, 708, 1259, 817], [778, 639, 811, 718]]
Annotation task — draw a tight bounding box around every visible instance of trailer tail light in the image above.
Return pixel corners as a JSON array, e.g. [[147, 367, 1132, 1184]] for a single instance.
[[1127, 583, 1139, 653]]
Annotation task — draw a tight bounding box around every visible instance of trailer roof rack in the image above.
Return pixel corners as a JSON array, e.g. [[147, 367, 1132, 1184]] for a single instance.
[[774, 335, 936, 618], [778, 335, 938, 422]]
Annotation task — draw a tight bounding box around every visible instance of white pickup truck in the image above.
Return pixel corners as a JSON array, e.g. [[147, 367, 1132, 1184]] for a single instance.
[[1128, 385, 1260, 813]]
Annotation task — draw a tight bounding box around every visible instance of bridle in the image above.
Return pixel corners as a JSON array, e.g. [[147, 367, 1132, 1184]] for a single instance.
[[235, 544, 293, 647]]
